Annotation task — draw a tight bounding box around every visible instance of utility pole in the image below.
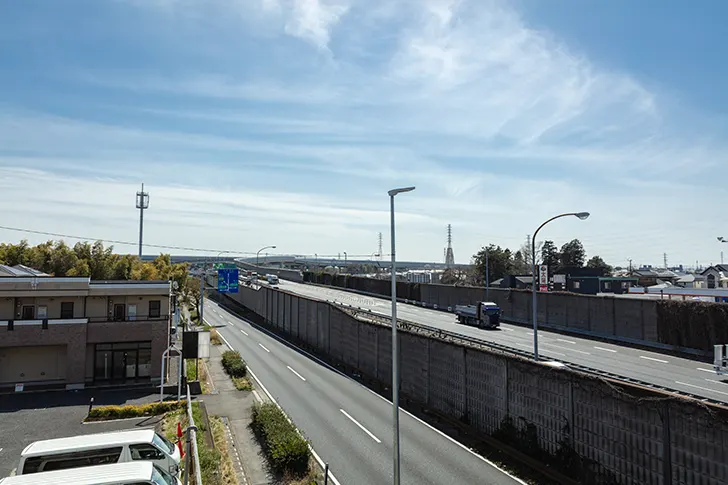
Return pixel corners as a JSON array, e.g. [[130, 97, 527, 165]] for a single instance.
[[135, 183, 149, 259], [628, 259, 633, 273], [663, 253, 668, 269], [378, 232, 383, 259], [485, 246, 489, 300]]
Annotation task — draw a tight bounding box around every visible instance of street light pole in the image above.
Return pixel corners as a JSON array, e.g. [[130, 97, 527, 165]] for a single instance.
[[388, 186, 415, 485], [531, 212, 590, 360], [256, 245, 276, 265]]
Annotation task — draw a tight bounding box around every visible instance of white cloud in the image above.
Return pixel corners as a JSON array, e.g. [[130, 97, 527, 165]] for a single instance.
[[2, 0, 727, 267]]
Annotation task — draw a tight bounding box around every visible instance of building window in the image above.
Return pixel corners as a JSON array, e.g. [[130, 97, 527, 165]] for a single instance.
[[604, 282, 612, 290], [60, 302, 74, 319], [113, 304, 125, 321], [708, 274, 716, 289], [573, 281, 581, 289], [37, 306, 48, 319], [149, 300, 161, 319], [21, 305, 34, 320], [621, 282, 628, 289], [94, 342, 153, 382]]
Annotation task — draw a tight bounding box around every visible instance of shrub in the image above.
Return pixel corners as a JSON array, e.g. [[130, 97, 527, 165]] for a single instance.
[[221, 350, 247, 378], [87, 400, 185, 421], [251, 403, 310, 475]]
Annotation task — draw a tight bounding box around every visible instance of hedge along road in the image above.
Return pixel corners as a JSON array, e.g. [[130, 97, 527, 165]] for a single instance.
[[203, 300, 528, 485], [277, 280, 728, 404]]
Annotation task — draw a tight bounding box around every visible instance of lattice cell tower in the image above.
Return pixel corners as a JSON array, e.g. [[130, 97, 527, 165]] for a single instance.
[[445, 224, 455, 267]]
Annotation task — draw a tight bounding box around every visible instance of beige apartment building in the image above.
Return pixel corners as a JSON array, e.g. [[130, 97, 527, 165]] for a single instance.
[[0, 265, 172, 391]]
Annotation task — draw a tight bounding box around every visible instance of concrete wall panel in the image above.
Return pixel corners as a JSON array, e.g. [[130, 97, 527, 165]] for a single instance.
[[399, 333, 429, 405], [290, 295, 300, 340], [614, 298, 645, 340], [317, 302, 330, 354], [573, 379, 663, 485], [428, 340, 465, 420], [465, 350, 507, 434], [357, 321, 378, 380], [671, 404, 728, 485], [588, 297, 615, 335], [507, 362, 570, 455], [376, 326, 392, 388]]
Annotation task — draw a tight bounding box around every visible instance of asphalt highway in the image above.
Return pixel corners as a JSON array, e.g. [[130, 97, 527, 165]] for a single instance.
[[203, 299, 528, 485], [277, 280, 728, 405]]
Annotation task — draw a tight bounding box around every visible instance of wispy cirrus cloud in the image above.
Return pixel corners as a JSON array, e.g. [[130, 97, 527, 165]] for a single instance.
[[1, 0, 726, 265]]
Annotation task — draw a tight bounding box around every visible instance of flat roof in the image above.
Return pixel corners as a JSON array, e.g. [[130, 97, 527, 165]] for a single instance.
[[0, 462, 157, 485], [22, 428, 156, 456]]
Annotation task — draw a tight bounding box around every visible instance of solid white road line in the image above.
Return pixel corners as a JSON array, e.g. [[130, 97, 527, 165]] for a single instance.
[[339, 409, 381, 443], [640, 356, 668, 364], [557, 338, 576, 344], [240, 329, 249, 336], [287, 365, 307, 381], [258, 343, 270, 353], [697, 367, 715, 373], [675, 380, 728, 397], [246, 367, 343, 485], [594, 346, 617, 353], [221, 307, 529, 485], [218, 332, 235, 351]]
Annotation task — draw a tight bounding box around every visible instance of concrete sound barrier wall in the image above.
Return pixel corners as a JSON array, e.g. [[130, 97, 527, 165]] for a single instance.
[[217, 283, 728, 485]]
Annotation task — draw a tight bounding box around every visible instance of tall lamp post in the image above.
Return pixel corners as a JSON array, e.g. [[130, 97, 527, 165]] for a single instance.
[[256, 245, 276, 265], [531, 212, 590, 360], [388, 186, 415, 485]]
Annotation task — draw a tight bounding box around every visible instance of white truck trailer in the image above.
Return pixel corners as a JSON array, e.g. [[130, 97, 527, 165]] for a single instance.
[[454, 301, 501, 329]]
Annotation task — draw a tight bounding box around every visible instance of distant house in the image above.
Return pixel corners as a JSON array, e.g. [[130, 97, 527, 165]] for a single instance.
[[701, 265, 728, 289], [498, 275, 532, 290], [675, 273, 706, 289], [568, 276, 639, 295], [631, 269, 679, 287]]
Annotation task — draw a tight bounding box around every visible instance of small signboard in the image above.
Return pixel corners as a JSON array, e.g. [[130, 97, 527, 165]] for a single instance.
[[539, 285, 549, 292], [14, 383, 24, 392], [538, 265, 549, 286]]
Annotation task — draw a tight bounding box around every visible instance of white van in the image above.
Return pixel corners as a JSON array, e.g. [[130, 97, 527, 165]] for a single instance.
[[17, 429, 180, 476], [267, 274, 279, 285], [0, 461, 180, 485]]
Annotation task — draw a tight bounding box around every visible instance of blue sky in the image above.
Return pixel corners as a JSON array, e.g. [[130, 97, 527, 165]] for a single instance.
[[1, 0, 726, 267]]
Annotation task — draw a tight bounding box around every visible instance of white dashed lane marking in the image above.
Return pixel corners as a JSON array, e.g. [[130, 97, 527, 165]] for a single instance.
[[640, 356, 668, 364]]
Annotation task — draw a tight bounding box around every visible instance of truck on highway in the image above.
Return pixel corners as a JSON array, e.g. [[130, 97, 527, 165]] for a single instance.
[[266, 274, 280, 285], [454, 302, 501, 329]]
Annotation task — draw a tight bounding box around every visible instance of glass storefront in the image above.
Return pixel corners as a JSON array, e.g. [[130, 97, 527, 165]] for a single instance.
[[94, 342, 152, 383]]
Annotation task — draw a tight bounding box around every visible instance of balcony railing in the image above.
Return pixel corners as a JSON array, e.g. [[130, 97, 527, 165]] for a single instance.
[[88, 314, 170, 323], [1, 317, 88, 330]]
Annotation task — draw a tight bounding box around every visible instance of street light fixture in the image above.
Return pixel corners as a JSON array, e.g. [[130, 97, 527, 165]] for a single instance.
[[531, 212, 590, 360], [256, 246, 276, 265], [388, 185, 415, 485]]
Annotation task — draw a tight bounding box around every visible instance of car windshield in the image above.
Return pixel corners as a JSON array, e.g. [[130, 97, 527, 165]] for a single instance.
[[153, 432, 175, 455], [151, 463, 176, 485]]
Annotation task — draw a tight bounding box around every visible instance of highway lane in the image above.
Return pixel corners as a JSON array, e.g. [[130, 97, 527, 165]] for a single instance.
[[276, 280, 728, 404], [203, 300, 528, 485]]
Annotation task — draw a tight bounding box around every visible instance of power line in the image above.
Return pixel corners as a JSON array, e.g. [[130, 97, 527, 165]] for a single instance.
[[0, 224, 255, 255], [0, 224, 392, 259]]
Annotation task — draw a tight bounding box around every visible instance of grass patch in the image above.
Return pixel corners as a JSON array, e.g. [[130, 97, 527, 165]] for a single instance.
[[210, 415, 239, 485], [221, 350, 247, 378], [186, 359, 212, 394], [251, 403, 311, 476], [233, 376, 253, 391], [86, 400, 185, 421]]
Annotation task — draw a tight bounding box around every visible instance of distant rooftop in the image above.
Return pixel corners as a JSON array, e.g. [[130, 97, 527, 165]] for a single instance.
[[0, 264, 50, 277]]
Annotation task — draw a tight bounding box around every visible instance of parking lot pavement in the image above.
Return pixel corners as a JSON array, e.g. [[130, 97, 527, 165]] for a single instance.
[[0, 388, 168, 477]]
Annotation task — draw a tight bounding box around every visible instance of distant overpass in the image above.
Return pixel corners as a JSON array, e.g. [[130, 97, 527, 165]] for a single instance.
[[142, 254, 470, 270]]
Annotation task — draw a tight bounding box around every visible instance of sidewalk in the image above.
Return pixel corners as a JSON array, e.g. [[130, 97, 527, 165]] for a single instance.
[[203, 343, 273, 485]]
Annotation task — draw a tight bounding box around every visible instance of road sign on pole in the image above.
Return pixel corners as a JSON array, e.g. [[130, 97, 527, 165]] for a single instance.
[[217, 268, 239, 293], [538, 265, 549, 292]]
